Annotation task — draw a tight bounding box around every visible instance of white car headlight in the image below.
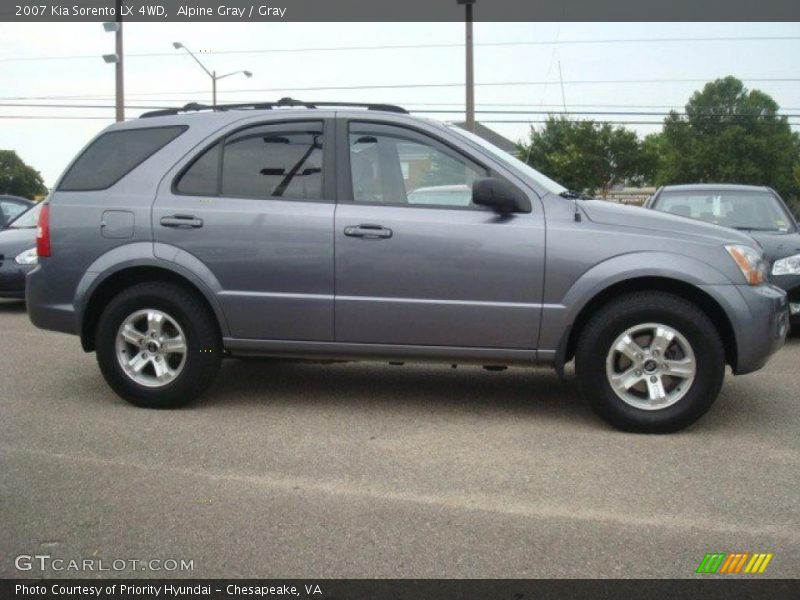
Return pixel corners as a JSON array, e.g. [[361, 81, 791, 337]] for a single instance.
[[725, 244, 768, 285], [14, 247, 38, 265], [772, 253, 800, 276]]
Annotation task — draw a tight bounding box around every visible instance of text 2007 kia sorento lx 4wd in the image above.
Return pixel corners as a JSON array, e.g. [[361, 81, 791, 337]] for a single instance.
[[27, 99, 790, 432]]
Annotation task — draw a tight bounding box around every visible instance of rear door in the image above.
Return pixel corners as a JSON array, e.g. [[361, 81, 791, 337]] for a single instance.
[[334, 119, 545, 349], [153, 118, 336, 341]]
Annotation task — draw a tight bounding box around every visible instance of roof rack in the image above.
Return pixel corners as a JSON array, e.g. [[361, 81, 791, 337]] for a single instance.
[[140, 97, 407, 118]]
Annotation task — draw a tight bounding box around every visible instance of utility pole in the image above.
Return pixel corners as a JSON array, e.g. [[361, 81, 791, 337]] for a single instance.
[[115, 0, 124, 122], [101, 2, 124, 122], [458, 0, 476, 132], [558, 60, 567, 112]]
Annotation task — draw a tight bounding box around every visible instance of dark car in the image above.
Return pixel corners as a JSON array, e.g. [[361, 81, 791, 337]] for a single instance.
[[645, 184, 800, 324], [0, 202, 40, 299], [0, 194, 34, 229]]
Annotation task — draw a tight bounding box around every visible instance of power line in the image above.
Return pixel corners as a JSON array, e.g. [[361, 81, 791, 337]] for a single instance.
[[32, 99, 800, 112], [3, 102, 799, 119], [0, 103, 170, 110], [0, 116, 749, 125], [2, 113, 799, 125], [3, 76, 799, 101], [0, 115, 115, 120], [2, 35, 799, 63]]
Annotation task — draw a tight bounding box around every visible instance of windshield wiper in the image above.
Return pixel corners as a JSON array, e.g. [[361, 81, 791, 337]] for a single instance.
[[732, 226, 780, 232], [559, 190, 590, 200]]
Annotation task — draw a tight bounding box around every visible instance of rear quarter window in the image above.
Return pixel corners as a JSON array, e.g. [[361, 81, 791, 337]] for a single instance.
[[58, 125, 187, 191]]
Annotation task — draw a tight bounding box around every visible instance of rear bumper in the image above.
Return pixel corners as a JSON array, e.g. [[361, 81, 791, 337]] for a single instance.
[[702, 283, 789, 375], [0, 262, 34, 299], [25, 264, 78, 335]]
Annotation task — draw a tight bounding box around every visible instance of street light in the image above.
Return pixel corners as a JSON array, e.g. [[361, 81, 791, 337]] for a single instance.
[[457, 0, 476, 132], [172, 42, 253, 107]]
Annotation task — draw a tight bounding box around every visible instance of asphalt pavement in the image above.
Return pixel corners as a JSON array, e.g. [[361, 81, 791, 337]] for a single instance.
[[1, 298, 798, 578]]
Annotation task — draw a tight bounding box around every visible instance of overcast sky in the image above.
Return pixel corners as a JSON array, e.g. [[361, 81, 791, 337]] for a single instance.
[[1, 21, 799, 187]]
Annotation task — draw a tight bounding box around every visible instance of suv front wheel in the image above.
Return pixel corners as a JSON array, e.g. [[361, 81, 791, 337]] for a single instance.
[[95, 282, 222, 408], [575, 292, 726, 433]]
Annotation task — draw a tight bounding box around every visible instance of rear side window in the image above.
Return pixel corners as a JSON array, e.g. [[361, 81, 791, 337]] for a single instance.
[[176, 142, 221, 196], [59, 126, 187, 191], [175, 121, 324, 200]]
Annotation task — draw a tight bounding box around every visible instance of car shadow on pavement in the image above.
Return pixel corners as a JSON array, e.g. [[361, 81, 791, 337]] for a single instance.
[[193, 358, 600, 428], [0, 299, 26, 313]]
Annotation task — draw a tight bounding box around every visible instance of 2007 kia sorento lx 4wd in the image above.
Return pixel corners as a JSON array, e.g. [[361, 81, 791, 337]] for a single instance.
[[27, 99, 789, 432]]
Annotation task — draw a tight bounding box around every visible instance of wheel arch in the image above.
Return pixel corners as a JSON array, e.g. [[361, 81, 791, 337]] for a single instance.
[[557, 276, 737, 373], [78, 263, 227, 352]]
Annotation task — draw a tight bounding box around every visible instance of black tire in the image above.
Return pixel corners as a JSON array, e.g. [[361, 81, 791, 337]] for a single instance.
[[95, 282, 222, 408], [575, 292, 725, 433]]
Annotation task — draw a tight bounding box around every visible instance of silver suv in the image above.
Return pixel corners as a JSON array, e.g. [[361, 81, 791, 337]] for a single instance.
[[26, 99, 789, 432]]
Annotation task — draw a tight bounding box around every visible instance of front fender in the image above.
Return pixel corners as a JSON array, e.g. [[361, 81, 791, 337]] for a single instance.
[[539, 251, 733, 352]]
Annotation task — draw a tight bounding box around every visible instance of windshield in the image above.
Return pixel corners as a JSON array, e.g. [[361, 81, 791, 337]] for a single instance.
[[9, 202, 42, 229], [653, 190, 795, 233], [447, 125, 567, 195]]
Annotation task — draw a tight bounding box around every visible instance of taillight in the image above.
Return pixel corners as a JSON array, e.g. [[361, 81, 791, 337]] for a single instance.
[[37, 203, 51, 257]]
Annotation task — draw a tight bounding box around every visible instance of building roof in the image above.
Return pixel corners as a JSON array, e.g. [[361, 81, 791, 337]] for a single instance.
[[452, 121, 520, 155]]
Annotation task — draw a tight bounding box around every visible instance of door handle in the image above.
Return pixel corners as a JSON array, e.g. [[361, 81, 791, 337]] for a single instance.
[[344, 224, 393, 239], [160, 215, 203, 229]]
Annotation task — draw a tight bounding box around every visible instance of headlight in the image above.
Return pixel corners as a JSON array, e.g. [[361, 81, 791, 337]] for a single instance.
[[14, 247, 38, 265], [772, 253, 800, 276], [725, 244, 767, 285]]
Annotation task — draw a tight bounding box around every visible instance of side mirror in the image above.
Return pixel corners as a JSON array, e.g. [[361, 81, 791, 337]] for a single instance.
[[472, 177, 531, 214]]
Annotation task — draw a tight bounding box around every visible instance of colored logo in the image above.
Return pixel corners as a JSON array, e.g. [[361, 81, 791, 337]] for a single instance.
[[696, 552, 773, 574]]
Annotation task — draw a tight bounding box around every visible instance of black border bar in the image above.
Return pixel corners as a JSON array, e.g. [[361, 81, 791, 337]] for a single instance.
[[3, 579, 799, 600], [3, 0, 800, 22]]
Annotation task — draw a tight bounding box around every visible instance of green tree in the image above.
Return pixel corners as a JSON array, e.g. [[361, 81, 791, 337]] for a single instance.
[[0, 150, 47, 199], [518, 116, 649, 197], [656, 76, 800, 198]]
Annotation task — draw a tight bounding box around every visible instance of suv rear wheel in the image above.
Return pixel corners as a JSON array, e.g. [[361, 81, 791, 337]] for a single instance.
[[95, 282, 222, 408], [575, 292, 725, 433]]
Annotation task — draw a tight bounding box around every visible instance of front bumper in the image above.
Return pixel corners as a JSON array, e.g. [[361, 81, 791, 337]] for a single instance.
[[0, 261, 34, 299], [770, 274, 800, 323], [701, 283, 789, 375]]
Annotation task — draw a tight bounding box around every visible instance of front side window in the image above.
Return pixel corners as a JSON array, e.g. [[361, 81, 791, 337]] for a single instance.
[[59, 126, 186, 191], [349, 125, 487, 208]]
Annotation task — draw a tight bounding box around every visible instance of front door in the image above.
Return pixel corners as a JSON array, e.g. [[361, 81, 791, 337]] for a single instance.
[[334, 121, 545, 349], [153, 119, 335, 341]]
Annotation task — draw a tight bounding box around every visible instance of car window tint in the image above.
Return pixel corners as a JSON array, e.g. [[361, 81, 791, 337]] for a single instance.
[[59, 126, 187, 191], [349, 135, 387, 204], [176, 142, 221, 195], [221, 124, 323, 200], [349, 127, 485, 207]]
